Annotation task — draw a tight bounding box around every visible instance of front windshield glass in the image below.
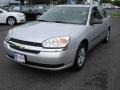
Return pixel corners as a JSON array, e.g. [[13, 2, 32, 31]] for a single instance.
[[0, 8, 8, 12], [37, 6, 89, 25]]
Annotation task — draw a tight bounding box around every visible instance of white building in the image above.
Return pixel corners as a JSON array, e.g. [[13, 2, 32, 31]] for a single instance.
[[0, 0, 19, 6], [85, 0, 100, 4], [0, 0, 8, 6]]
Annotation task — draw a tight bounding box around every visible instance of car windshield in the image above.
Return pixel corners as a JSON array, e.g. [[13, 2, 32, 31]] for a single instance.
[[0, 8, 8, 12], [37, 6, 89, 25]]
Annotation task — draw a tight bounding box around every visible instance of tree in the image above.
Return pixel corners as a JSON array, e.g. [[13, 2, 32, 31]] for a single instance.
[[112, 0, 120, 6], [16, 0, 83, 5], [58, 0, 83, 4], [16, 0, 25, 5], [31, 0, 51, 4], [77, 0, 83, 4], [58, 0, 67, 4], [100, 0, 111, 3]]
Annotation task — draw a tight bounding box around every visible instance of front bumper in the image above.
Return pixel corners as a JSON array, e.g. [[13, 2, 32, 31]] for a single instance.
[[3, 40, 74, 71], [17, 16, 26, 23]]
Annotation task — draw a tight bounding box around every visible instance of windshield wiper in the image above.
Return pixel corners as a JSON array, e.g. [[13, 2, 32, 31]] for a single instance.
[[51, 21, 70, 24], [37, 20, 67, 23], [37, 20, 75, 24]]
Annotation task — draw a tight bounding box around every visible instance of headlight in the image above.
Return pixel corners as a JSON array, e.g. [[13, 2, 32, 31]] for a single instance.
[[42, 36, 70, 48], [17, 14, 24, 17], [6, 30, 12, 41]]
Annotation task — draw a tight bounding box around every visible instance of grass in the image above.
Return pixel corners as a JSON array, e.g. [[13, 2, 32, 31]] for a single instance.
[[109, 13, 120, 17]]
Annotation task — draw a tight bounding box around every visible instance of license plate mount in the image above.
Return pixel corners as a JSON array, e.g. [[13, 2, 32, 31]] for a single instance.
[[14, 52, 25, 63]]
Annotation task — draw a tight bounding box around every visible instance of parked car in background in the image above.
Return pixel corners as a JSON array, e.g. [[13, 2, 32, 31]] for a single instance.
[[12, 6, 21, 11], [2, 5, 11, 11], [13, 5, 46, 21], [102, 3, 114, 9], [113, 5, 120, 9], [0, 8, 25, 25], [2, 5, 21, 12], [4, 5, 111, 71]]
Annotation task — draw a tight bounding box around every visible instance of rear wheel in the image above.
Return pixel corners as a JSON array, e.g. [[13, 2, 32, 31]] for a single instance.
[[72, 43, 87, 71], [7, 17, 16, 26]]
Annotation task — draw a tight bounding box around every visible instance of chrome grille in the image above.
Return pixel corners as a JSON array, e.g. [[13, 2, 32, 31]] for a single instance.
[[10, 38, 42, 47]]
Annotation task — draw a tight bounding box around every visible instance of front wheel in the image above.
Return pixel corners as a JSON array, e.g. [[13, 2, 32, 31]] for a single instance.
[[7, 17, 16, 26], [72, 43, 87, 71]]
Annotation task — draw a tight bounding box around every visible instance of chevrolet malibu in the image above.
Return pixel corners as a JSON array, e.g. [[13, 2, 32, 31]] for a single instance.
[[0, 8, 25, 25], [4, 5, 111, 71]]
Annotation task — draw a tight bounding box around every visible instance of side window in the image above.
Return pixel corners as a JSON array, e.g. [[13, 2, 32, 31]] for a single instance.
[[91, 7, 103, 20], [97, 7, 108, 18]]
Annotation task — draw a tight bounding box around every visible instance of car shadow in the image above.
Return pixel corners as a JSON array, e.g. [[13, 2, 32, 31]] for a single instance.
[[0, 23, 26, 26]]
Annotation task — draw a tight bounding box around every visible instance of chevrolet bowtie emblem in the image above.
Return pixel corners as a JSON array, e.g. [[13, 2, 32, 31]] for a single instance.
[[13, 42, 25, 49]]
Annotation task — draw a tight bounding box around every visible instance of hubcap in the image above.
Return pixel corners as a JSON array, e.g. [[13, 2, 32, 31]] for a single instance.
[[8, 18, 15, 25], [106, 30, 110, 41], [78, 48, 86, 67]]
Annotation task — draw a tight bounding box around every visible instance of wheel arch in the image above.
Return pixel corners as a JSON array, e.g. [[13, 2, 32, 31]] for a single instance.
[[79, 39, 89, 51], [72, 39, 89, 71], [6, 16, 17, 23]]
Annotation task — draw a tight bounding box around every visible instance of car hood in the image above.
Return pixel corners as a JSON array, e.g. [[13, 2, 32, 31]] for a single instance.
[[11, 21, 86, 43]]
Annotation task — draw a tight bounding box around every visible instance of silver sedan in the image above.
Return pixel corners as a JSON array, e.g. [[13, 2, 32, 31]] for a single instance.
[[4, 5, 111, 71]]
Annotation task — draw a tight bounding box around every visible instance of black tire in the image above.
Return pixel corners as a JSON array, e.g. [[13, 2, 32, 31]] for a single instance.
[[7, 17, 16, 26], [103, 29, 110, 43], [72, 43, 87, 71]]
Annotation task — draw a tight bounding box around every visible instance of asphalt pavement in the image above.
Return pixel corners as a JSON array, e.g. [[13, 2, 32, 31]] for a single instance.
[[0, 17, 120, 90]]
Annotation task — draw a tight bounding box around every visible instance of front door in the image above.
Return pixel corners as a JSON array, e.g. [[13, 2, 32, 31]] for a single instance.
[[89, 7, 105, 47]]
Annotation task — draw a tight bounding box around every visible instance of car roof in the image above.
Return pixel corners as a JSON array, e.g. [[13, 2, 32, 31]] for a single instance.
[[56, 4, 100, 8]]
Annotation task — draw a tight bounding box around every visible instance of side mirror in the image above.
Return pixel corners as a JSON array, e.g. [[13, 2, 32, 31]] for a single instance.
[[90, 18, 102, 25]]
